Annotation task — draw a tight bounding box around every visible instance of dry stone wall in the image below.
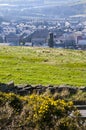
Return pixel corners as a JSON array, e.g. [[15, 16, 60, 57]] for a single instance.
[[0, 81, 86, 96]]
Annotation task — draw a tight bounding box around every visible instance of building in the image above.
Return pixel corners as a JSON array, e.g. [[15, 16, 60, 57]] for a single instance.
[[77, 36, 86, 49], [22, 29, 49, 46], [3, 26, 16, 35], [5, 33, 20, 45]]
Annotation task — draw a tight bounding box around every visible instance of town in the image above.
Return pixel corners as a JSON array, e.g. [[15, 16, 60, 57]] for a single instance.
[[0, 18, 86, 50]]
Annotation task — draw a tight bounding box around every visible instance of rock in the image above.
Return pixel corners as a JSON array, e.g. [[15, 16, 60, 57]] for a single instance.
[[47, 87, 55, 94], [22, 84, 32, 88], [53, 87, 59, 92], [7, 81, 14, 89], [18, 89, 30, 96], [23, 87, 33, 94], [48, 85, 54, 88], [33, 85, 46, 94], [16, 84, 33, 95], [68, 87, 78, 94], [79, 87, 86, 92], [0, 83, 8, 92], [57, 86, 77, 94], [73, 100, 86, 105], [35, 85, 44, 89], [57, 87, 63, 92]]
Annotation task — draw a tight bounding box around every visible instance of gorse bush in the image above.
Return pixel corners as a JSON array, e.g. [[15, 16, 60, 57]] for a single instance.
[[8, 93, 23, 113], [0, 92, 23, 113], [0, 92, 85, 130]]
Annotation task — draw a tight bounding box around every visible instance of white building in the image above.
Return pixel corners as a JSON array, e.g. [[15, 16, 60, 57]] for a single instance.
[[3, 27, 16, 35]]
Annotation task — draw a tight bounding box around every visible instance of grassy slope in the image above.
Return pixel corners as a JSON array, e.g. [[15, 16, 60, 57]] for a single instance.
[[0, 46, 86, 86]]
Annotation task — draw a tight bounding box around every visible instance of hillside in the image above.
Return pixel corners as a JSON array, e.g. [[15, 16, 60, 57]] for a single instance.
[[0, 0, 86, 19], [0, 46, 86, 86]]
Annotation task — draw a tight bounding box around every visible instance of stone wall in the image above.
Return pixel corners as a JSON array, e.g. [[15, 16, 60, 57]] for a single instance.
[[0, 81, 86, 96]]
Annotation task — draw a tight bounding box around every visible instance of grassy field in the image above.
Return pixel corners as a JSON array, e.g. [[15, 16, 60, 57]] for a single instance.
[[0, 46, 86, 86]]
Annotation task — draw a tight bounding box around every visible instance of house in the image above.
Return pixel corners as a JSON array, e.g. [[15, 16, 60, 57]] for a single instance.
[[24, 42, 32, 46], [77, 36, 86, 49], [31, 38, 46, 46], [0, 43, 10, 46], [3, 26, 16, 35], [5, 33, 20, 46], [22, 29, 49, 46], [0, 35, 3, 43]]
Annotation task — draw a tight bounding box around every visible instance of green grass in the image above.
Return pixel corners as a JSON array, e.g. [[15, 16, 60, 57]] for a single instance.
[[0, 46, 86, 86]]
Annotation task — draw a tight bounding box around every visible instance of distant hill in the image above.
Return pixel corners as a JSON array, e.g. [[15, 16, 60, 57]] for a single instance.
[[37, 2, 86, 18], [0, 0, 86, 19]]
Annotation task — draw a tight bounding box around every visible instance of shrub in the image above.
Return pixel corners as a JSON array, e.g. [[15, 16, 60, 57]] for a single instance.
[[0, 92, 85, 130], [24, 95, 80, 130], [8, 93, 23, 113]]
